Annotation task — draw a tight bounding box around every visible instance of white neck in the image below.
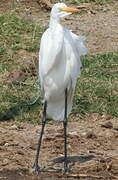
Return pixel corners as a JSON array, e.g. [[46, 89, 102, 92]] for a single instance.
[[49, 17, 61, 29]]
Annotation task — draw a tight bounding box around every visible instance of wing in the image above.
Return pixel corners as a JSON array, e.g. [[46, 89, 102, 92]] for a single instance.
[[39, 28, 64, 79], [64, 28, 88, 58], [70, 31, 88, 56], [64, 28, 88, 88]]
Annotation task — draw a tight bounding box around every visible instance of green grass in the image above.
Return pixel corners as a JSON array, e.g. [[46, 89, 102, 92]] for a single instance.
[[0, 13, 45, 73], [0, 13, 118, 122], [74, 52, 118, 117]]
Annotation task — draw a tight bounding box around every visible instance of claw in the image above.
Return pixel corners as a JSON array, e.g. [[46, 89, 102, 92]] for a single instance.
[[63, 166, 71, 173], [32, 162, 41, 173], [63, 159, 71, 173]]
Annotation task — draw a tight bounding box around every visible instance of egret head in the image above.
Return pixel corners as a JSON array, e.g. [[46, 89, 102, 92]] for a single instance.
[[51, 3, 79, 20]]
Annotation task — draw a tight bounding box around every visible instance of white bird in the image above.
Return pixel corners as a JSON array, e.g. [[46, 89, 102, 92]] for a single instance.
[[33, 2, 88, 173]]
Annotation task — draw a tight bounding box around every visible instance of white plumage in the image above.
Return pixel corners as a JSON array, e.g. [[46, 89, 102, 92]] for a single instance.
[[39, 3, 87, 121]]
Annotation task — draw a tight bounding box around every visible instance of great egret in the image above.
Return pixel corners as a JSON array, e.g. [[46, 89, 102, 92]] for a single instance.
[[33, 2, 88, 172]]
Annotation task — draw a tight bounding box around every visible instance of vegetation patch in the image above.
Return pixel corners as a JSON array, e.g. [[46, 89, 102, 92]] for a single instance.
[[0, 13, 118, 122], [74, 52, 118, 117], [0, 13, 45, 72]]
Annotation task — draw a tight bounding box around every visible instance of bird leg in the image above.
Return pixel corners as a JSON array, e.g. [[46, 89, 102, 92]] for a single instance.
[[63, 88, 69, 172], [32, 101, 47, 172]]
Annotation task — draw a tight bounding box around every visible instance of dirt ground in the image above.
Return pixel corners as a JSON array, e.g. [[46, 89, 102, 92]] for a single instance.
[[0, 116, 118, 179], [0, 0, 118, 179]]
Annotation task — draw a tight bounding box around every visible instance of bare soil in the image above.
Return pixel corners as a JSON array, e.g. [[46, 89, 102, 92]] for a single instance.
[[0, 0, 118, 179], [0, 116, 118, 179]]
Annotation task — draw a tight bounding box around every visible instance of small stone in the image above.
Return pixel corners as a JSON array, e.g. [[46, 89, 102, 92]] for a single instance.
[[101, 8, 108, 12], [4, 143, 9, 147], [2, 159, 8, 166], [18, 125, 24, 129], [0, 140, 6, 146], [81, 132, 87, 137], [68, 131, 78, 136], [17, 150, 24, 155], [101, 121, 113, 129], [9, 125, 18, 130], [86, 131, 97, 139]]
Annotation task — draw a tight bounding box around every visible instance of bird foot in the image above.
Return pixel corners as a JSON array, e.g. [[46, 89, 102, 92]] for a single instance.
[[63, 165, 72, 173], [63, 160, 72, 173], [31, 162, 44, 173]]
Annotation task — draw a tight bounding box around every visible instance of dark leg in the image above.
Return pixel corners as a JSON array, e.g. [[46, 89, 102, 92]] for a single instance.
[[32, 101, 47, 172], [63, 88, 68, 172]]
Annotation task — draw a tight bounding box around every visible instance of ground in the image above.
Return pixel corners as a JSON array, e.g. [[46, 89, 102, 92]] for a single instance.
[[0, 117, 118, 179], [0, 0, 118, 179]]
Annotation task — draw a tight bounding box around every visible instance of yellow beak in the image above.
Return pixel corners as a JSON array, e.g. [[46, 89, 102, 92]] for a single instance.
[[59, 7, 80, 13]]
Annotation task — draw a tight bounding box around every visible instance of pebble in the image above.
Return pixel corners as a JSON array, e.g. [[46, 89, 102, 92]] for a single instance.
[[68, 131, 78, 136], [101, 8, 108, 12], [101, 121, 113, 129], [17, 150, 24, 155], [0, 140, 6, 146], [81, 131, 97, 139], [4, 143, 9, 147], [81, 132, 87, 137], [9, 125, 18, 130], [86, 131, 97, 139], [2, 159, 9, 166]]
